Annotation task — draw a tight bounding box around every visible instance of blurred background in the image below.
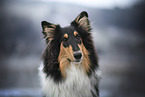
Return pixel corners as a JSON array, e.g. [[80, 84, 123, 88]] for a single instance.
[[0, 0, 145, 97]]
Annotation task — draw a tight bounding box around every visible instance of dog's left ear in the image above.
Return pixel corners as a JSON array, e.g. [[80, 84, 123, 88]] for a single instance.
[[71, 11, 91, 32], [41, 21, 59, 42]]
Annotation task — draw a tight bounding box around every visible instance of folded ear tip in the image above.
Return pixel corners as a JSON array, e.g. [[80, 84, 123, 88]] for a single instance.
[[41, 21, 48, 26], [81, 11, 88, 17], [42, 21, 47, 23]]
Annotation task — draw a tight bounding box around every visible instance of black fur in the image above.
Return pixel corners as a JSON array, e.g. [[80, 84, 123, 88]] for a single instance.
[[42, 25, 63, 82]]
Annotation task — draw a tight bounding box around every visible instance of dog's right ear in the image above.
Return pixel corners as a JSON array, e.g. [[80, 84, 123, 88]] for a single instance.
[[71, 11, 91, 32], [41, 21, 59, 42]]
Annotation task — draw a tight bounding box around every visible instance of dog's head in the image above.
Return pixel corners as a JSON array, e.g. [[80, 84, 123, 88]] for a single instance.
[[41, 11, 97, 78]]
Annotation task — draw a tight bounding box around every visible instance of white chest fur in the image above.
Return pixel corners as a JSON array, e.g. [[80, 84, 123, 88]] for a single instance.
[[39, 62, 99, 97]]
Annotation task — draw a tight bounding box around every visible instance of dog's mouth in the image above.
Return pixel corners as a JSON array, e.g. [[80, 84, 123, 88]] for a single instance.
[[67, 58, 82, 62], [75, 59, 81, 62], [67, 58, 71, 62]]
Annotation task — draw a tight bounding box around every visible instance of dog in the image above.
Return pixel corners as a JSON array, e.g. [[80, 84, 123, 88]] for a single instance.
[[39, 11, 100, 97]]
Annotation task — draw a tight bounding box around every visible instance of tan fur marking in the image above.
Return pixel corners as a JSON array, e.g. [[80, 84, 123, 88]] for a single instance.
[[58, 41, 90, 77], [64, 34, 68, 38], [79, 43, 91, 74], [44, 27, 55, 41], [50, 24, 56, 28], [74, 31, 78, 36], [58, 43, 74, 78], [78, 17, 90, 31], [75, 15, 80, 23], [44, 28, 55, 33]]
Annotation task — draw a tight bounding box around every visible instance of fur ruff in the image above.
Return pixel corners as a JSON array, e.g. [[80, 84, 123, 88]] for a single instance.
[[39, 62, 100, 97]]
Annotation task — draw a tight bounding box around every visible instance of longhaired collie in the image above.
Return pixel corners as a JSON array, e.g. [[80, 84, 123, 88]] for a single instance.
[[39, 11, 100, 97]]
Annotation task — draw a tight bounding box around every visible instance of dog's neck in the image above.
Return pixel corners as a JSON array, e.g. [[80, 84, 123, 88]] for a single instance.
[[65, 62, 86, 80], [39, 62, 95, 97]]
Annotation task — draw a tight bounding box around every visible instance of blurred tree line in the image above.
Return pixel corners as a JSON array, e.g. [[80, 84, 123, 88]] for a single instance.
[[0, 0, 144, 57]]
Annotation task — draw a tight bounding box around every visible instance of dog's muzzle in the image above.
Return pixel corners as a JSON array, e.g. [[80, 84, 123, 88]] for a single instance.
[[73, 51, 82, 62]]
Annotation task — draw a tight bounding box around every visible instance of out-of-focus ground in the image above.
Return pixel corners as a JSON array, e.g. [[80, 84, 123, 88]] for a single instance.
[[0, 0, 145, 97]]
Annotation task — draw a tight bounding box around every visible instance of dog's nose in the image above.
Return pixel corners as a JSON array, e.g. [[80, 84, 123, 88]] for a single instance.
[[73, 52, 82, 60]]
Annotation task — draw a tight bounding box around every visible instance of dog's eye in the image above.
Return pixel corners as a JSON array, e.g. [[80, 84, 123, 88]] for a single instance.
[[76, 35, 81, 40], [63, 38, 68, 42], [62, 37, 69, 47]]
